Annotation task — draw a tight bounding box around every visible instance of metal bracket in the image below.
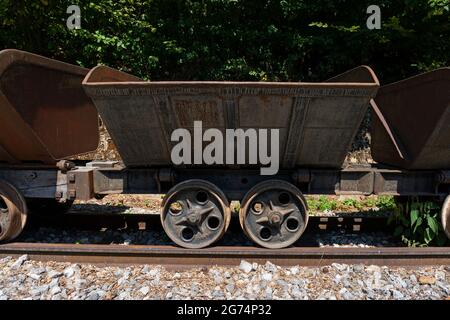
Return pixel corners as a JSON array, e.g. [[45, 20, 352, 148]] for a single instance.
[[56, 160, 76, 173], [67, 168, 95, 201]]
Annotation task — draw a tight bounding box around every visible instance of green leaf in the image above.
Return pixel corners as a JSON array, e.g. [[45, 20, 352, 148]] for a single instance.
[[410, 209, 419, 227], [427, 216, 439, 234], [424, 228, 434, 244], [413, 216, 423, 233]]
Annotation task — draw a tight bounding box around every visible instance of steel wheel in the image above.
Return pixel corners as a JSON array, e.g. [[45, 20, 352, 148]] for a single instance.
[[0, 180, 27, 242], [161, 180, 231, 249], [239, 180, 308, 249], [442, 195, 450, 240]]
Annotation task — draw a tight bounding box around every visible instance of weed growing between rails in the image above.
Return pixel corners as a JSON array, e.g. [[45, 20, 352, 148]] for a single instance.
[[389, 198, 449, 247], [306, 195, 396, 214]]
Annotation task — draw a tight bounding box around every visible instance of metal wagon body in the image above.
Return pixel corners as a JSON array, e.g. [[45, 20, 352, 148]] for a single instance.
[[82, 65, 379, 169]]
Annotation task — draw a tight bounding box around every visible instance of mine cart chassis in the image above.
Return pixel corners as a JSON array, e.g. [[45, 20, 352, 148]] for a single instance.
[[1, 161, 448, 201], [0, 161, 449, 248]]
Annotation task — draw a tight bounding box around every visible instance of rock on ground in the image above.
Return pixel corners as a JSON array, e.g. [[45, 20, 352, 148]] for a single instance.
[[0, 257, 448, 300]]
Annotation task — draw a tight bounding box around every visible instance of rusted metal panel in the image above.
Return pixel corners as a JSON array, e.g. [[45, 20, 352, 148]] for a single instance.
[[0, 168, 66, 199], [373, 170, 439, 196], [83, 65, 379, 169], [0, 49, 99, 164], [371, 68, 450, 169], [338, 169, 374, 195], [0, 164, 445, 202], [87, 165, 448, 199], [308, 168, 374, 195]]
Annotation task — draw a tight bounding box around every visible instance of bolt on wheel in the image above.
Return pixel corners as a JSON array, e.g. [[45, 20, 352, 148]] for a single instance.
[[239, 180, 308, 249], [161, 180, 231, 248], [0, 180, 28, 242], [442, 195, 450, 240]]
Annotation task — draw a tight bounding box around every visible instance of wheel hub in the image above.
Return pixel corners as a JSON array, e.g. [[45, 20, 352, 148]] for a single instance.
[[268, 212, 282, 226], [186, 212, 201, 226], [161, 180, 230, 249], [0, 180, 28, 242], [240, 180, 309, 249]]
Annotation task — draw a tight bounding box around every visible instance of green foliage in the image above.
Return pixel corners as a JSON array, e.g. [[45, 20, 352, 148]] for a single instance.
[[342, 198, 363, 210], [375, 195, 397, 211], [0, 0, 448, 82], [307, 195, 396, 213], [308, 196, 338, 212], [388, 198, 448, 247]]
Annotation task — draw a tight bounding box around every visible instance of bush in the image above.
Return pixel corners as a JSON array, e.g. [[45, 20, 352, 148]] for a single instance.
[[1, 0, 448, 83]]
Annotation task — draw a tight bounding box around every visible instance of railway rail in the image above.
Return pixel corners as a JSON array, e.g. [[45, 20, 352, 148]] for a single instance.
[[5, 213, 448, 268], [7, 214, 442, 269], [0, 242, 449, 268]]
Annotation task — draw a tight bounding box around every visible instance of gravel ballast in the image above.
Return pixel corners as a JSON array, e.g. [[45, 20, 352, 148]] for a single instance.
[[18, 225, 399, 248], [0, 255, 448, 300]]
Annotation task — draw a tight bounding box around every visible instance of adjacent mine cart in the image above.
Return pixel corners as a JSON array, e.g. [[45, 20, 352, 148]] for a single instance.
[[371, 68, 450, 170], [0, 49, 99, 164]]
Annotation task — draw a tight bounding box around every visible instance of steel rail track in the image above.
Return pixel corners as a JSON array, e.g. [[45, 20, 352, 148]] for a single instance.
[[0, 242, 449, 268], [3, 214, 446, 268]]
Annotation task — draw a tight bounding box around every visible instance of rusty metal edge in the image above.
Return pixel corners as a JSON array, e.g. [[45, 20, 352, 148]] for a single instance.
[[83, 65, 142, 84], [0, 242, 449, 267], [370, 99, 409, 161], [326, 65, 380, 86], [376, 67, 450, 95], [82, 65, 380, 87], [83, 81, 380, 89], [0, 49, 89, 76]]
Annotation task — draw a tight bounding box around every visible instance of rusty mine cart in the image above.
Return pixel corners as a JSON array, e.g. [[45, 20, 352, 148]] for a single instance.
[[0, 49, 449, 249]]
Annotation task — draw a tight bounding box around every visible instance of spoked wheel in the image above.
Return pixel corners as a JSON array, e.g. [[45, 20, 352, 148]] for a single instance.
[[161, 180, 231, 248], [239, 180, 308, 249], [0, 180, 28, 242], [442, 195, 450, 240]]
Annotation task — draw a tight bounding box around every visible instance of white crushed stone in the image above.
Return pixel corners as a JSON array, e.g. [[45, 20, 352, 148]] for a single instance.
[[0, 257, 448, 300]]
